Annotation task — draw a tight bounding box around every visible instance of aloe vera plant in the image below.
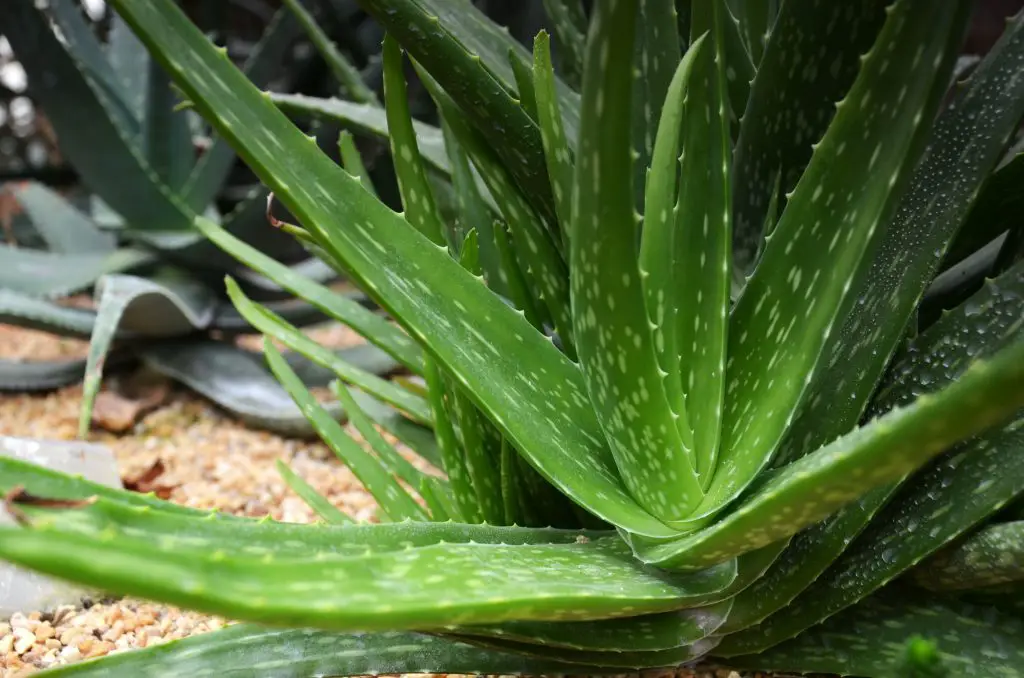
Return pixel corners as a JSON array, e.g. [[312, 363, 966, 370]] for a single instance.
[[0, 0, 406, 436], [1, 0, 1024, 675]]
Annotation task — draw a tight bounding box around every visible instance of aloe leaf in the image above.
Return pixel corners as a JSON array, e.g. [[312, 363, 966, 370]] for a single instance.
[[777, 11, 1024, 468], [532, 32, 574, 251], [911, 521, 1024, 592], [418, 66, 574, 356], [11, 182, 114, 254], [638, 0, 683, 174], [507, 50, 538, 122], [637, 36, 703, 452], [0, 245, 152, 299], [280, 0, 377, 105], [194, 217, 422, 374], [0, 289, 103, 338], [357, 0, 563, 234], [725, 593, 1024, 677], [144, 60, 194, 190], [107, 13, 150, 120], [110, 0, 676, 539], [460, 599, 731, 653], [338, 131, 378, 198], [0, 514, 738, 630], [271, 93, 452, 174], [280, 343, 402, 387], [328, 380, 424, 489], [715, 258, 1024, 635], [732, 0, 775, 64], [703, 0, 967, 525], [636, 335, 1024, 570], [943, 152, 1024, 271], [540, 0, 586, 90], [730, 0, 890, 275], [571, 0, 701, 523], [674, 1, 733, 481], [184, 8, 303, 211], [355, 395, 442, 469], [31, 625, 609, 677], [445, 632, 717, 669], [0, 1, 191, 232], [492, 218, 548, 331], [47, 0, 127, 114], [263, 340, 428, 521], [225, 278, 430, 423], [0, 358, 88, 391], [275, 459, 354, 525], [720, 4, 753, 135], [449, 386, 503, 525], [382, 35, 446, 246], [995, 221, 1024, 274], [419, 476, 454, 521], [423, 357, 481, 523]]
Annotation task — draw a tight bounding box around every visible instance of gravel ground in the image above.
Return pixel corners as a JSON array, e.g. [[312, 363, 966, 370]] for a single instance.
[[0, 323, 790, 678]]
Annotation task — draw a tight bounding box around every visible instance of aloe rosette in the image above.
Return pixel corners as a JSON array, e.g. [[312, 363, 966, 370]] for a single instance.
[[0, 0, 1023, 675]]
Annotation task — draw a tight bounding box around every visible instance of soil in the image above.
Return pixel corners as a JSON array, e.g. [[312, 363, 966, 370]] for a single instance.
[[0, 323, 786, 678]]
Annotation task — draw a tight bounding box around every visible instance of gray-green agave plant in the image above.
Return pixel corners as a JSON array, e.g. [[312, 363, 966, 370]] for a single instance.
[[1, 0, 1024, 675], [0, 0, 403, 436]]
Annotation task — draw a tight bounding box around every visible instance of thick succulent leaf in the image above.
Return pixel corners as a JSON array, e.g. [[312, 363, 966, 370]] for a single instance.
[[110, 0, 676, 539], [637, 36, 704, 452], [634, 335, 1024, 570], [720, 4, 754, 134], [419, 67, 574, 356], [449, 383, 504, 524], [79, 270, 218, 436], [0, 358, 88, 391], [0, 516, 737, 630], [32, 625, 609, 677], [265, 340, 428, 521], [730, 0, 890, 275], [11, 182, 114, 254], [338, 131, 378, 198], [943, 152, 1024, 272], [271, 93, 451, 174], [139, 340, 342, 437], [715, 408, 1024, 655], [423, 357, 481, 523], [329, 380, 425, 489], [674, 1, 733, 480], [492, 218, 549, 331], [382, 35, 446, 246], [279, 342, 403, 387], [704, 0, 967, 525], [716, 258, 1024, 635], [0, 245, 153, 299], [540, 0, 586, 90], [356, 395, 442, 469], [183, 8, 303, 211], [508, 49, 539, 123], [637, 0, 682, 178], [459, 599, 731, 653], [107, 13, 150, 121], [725, 593, 1024, 677], [0, 1, 192, 231], [357, 0, 562, 236], [571, 0, 701, 524], [731, 0, 777, 64], [444, 632, 717, 669], [778, 11, 1024, 467], [912, 521, 1024, 592], [225, 278, 430, 424], [194, 217, 422, 374], [274, 459, 354, 524], [420, 477, 455, 521], [280, 0, 377, 105], [0, 290, 103, 338], [143, 61, 194, 190], [532, 32, 574, 251]]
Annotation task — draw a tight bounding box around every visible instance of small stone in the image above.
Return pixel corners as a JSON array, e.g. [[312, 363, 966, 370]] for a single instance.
[[59, 645, 82, 663], [13, 627, 35, 654]]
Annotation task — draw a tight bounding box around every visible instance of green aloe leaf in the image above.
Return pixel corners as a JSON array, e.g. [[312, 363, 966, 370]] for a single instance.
[[143, 60, 194, 190], [540, 0, 586, 90], [32, 625, 608, 677], [730, 0, 890, 275], [11, 182, 115, 254], [0, 0, 191, 231], [107, 13, 150, 121], [0, 358, 87, 391], [508, 49, 539, 123], [0, 290, 102, 338], [572, 0, 700, 523], [338, 131, 378, 197], [532, 32, 574, 251], [225, 278, 430, 424], [194, 217, 422, 374], [634, 335, 1024, 570], [700, 0, 966, 526], [777, 11, 1024, 467], [715, 257, 1024, 636], [943, 152, 1024, 271], [47, 0, 128, 119], [912, 521, 1024, 592], [675, 0, 733, 480], [725, 593, 1024, 678], [731, 0, 776, 64], [275, 459, 355, 524], [0, 245, 153, 299], [265, 339, 428, 521], [355, 395, 442, 469], [109, 0, 676, 539], [0, 518, 736, 630]]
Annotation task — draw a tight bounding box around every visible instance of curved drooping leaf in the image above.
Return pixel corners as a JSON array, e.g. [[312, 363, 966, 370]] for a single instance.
[[0, 358, 88, 391], [697, 0, 967, 527], [0, 290, 103, 338], [912, 521, 1024, 592], [0, 244, 153, 299], [730, 0, 890, 274], [111, 0, 675, 538], [540, 0, 586, 89], [11, 182, 114, 254], [778, 12, 1024, 467], [725, 592, 1024, 678], [274, 459, 355, 525]]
